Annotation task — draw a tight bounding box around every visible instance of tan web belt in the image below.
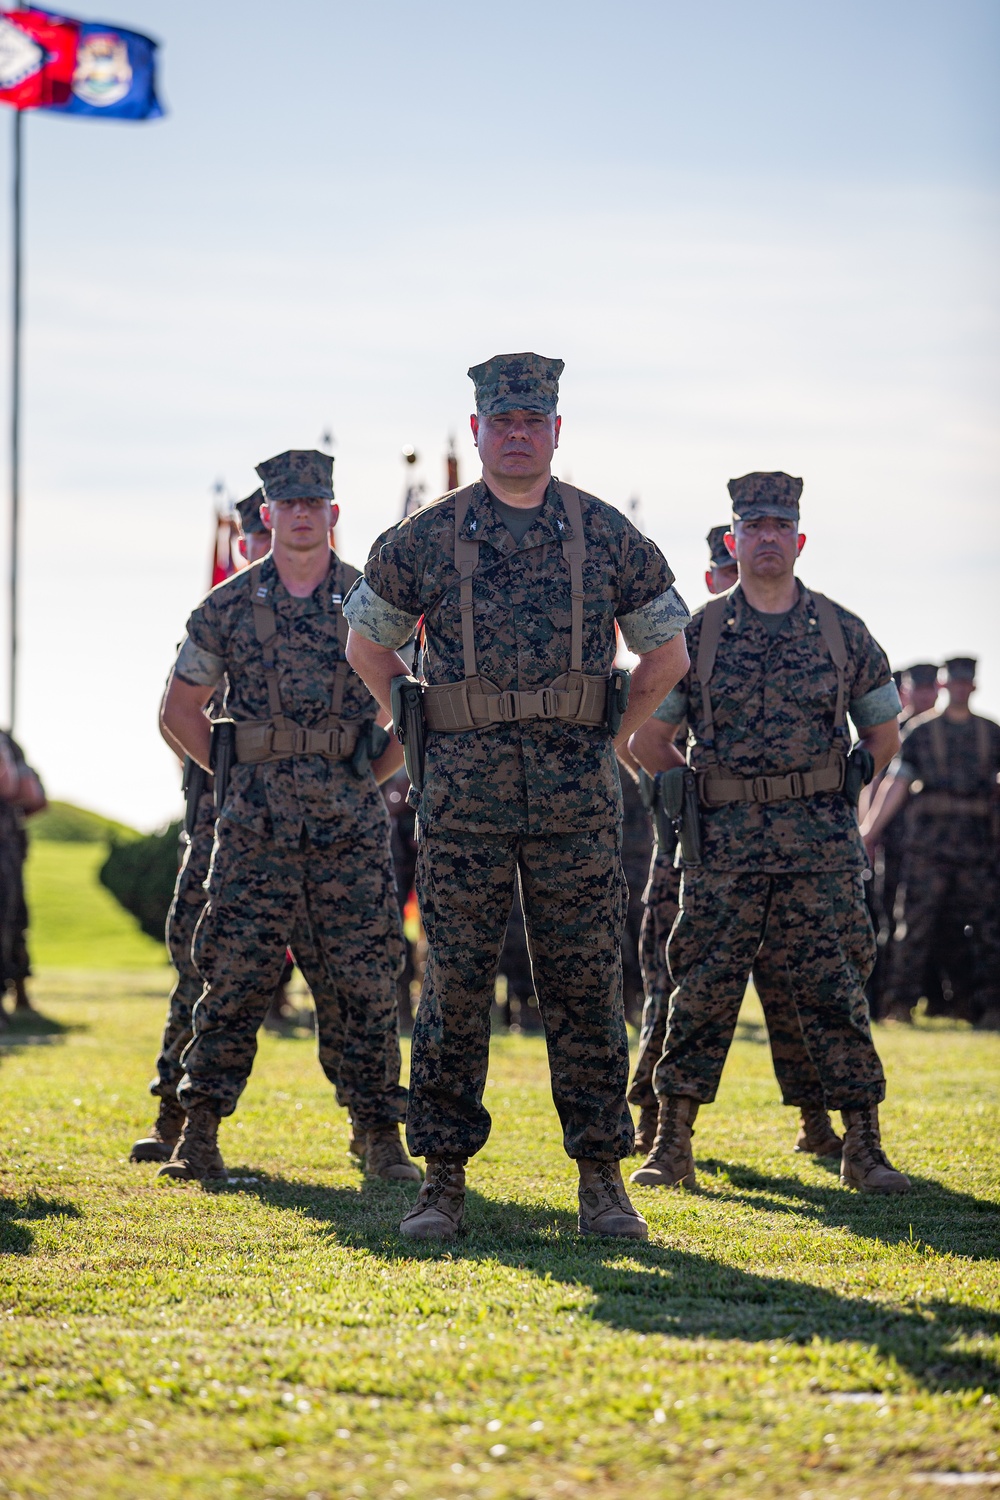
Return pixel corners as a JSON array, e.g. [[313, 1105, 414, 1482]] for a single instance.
[[234, 720, 362, 765], [422, 671, 608, 733], [699, 752, 846, 808], [912, 792, 992, 818]]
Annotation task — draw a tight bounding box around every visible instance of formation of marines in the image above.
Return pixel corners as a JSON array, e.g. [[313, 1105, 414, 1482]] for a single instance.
[[123, 350, 999, 1238]]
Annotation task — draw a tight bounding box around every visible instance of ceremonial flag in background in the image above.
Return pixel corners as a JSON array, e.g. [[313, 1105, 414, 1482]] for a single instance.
[[0, 8, 79, 109], [0, 8, 162, 118], [47, 17, 162, 120]]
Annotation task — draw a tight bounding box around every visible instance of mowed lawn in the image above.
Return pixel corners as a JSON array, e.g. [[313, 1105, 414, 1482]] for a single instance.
[[1, 970, 997, 1500]]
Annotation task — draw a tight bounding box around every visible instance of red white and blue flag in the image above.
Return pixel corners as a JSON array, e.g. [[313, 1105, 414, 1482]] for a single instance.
[[0, 7, 162, 118]]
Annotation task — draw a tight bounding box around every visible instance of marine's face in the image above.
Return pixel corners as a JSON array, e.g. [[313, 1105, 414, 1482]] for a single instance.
[[947, 678, 975, 708], [240, 530, 272, 565], [262, 496, 337, 552], [907, 683, 939, 716], [471, 409, 560, 483], [706, 563, 738, 596], [731, 515, 805, 579]]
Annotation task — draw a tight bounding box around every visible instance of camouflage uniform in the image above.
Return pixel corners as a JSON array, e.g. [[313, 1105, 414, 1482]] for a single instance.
[[0, 735, 35, 1000], [651, 478, 899, 1109], [171, 538, 406, 1127], [883, 705, 1000, 1024], [346, 465, 688, 1161]]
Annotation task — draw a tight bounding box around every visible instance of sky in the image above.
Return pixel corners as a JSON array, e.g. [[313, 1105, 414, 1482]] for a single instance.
[[0, 0, 997, 829]]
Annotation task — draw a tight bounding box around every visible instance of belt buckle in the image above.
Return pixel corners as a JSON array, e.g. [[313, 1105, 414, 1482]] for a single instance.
[[539, 688, 556, 719], [752, 775, 775, 804], [499, 691, 518, 722], [786, 772, 804, 799], [291, 729, 309, 755]]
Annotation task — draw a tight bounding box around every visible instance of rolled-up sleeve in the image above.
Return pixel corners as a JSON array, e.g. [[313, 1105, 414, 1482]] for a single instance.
[[343, 577, 420, 649], [849, 679, 902, 729], [174, 631, 224, 689], [618, 585, 691, 653]]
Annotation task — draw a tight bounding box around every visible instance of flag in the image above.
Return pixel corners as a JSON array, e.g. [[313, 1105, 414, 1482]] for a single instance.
[[47, 18, 163, 120], [211, 510, 239, 589], [0, 9, 79, 109]]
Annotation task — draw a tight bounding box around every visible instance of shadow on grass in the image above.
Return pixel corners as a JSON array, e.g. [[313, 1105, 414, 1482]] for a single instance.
[[225, 1172, 1000, 1396], [0, 1007, 80, 1067], [0, 1192, 82, 1254], [698, 1158, 1000, 1261]]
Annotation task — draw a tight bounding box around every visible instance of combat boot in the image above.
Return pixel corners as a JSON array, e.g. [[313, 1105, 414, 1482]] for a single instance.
[[399, 1156, 465, 1240], [130, 1097, 185, 1163], [364, 1124, 422, 1182], [578, 1160, 648, 1239], [633, 1104, 659, 1156], [630, 1096, 699, 1188], [347, 1115, 366, 1159], [794, 1106, 843, 1158], [157, 1105, 228, 1183], [840, 1104, 910, 1194]]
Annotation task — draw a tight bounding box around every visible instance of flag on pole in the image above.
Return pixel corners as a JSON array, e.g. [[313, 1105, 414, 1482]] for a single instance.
[[211, 510, 239, 589], [0, 9, 79, 109], [47, 18, 163, 120]]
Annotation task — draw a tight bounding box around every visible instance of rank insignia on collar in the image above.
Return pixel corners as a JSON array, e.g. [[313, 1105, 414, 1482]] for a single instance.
[[556, 517, 565, 531], [468, 518, 477, 533], [331, 593, 342, 605], [255, 585, 268, 599]]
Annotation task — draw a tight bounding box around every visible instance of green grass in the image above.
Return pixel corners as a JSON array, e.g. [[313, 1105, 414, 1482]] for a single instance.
[[29, 800, 141, 845], [24, 843, 168, 970], [1, 976, 997, 1499]]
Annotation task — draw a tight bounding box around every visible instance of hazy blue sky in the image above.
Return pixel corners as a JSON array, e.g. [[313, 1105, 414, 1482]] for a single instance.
[[1, 0, 997, 826]]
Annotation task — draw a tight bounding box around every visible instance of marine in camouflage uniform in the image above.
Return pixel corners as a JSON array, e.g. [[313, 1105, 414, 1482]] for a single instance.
[[866, 657, 1000, 1029], [628, 525, 838, 1159], [629, 472, 910, 1195], [157, 452, 417, 1184], [345, 352, 690, 1239], [0, 733, 45, 1022]]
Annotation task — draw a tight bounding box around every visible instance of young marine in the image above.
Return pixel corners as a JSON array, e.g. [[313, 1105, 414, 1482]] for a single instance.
[[629, 472, 910, 1195], [158, 451, 419, 1183], [345, 352, 691, 1240], [629, 524, 842, 1160]]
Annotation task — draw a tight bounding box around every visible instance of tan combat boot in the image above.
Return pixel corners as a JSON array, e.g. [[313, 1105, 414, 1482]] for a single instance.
[[630, 1096, 699, 1188], [399, 1157, 465, 1239], [130, 1097, 185, 1163], [578, 1160, 648, 1239], [633, 1105, 659, 1156], [840, 1104, 910, 1194], [347, 1116, 366, 1159], [157, 1105, 228, 1183], [364, 1124, 422, 1182], [794, 1106, 843, 1158]]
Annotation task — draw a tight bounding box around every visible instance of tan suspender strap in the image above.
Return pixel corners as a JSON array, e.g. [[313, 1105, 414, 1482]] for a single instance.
[[811, 593, 848, 731], [249, 571, 289, 727], [556, 481, 586, 675], [452, 485, 482, 681], [328, 559, 360, 722], [695, 597, 729, 755]]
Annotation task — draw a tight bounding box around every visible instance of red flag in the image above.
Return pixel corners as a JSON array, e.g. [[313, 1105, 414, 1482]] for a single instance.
[[0, 10, 80, 110], [211, 510, 239, 588]]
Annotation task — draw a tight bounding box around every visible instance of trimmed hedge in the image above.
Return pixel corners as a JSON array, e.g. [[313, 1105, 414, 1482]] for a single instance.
[[99, 823, 182, 942]]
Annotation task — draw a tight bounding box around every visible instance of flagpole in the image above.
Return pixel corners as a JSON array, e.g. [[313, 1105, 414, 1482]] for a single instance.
[[9, 104, 21, 733]]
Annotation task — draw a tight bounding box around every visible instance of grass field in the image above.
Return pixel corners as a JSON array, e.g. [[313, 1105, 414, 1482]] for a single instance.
[[1, 970, 998, 1500], [23, 842, 167, 971]]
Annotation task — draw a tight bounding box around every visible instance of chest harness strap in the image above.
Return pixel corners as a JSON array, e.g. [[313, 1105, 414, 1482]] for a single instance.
[[421, 481, 609, 732], [694, 590, 849, 807], [233, 560, 364, 764]]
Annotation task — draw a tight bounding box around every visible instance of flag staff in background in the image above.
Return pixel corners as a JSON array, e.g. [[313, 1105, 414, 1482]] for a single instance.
[[0, 5, 163, 730]]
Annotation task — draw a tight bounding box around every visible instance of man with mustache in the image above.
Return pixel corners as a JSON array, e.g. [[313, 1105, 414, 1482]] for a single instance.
[[628, 472, 910, 1195]]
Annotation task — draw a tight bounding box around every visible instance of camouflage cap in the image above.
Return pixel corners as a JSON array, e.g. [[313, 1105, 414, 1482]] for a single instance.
[[235, 487, 268, 537], [706, 524, 734, 570], [944, 656, 977, 682], [468, 352, 564, 416], [255, 449, 334, 503], [902, 662, 938, 689], [728, 471, 803, 523]]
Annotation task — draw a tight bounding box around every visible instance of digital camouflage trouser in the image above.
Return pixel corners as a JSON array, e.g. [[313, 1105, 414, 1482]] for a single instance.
[[407, 823, 633, 1162], [629, 851, 827, 1109], [654, 869, 885, 1109], [176, 817, 407, 1127], [885, 850, 1000, 1021], [153, 788, 217, 1101]]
